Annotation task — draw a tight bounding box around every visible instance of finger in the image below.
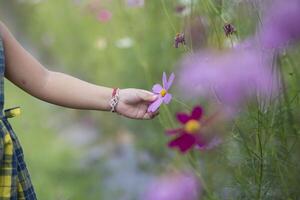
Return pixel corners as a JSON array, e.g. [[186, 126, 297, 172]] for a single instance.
[[143, 111, 160, 120], [143, 112, 152, 120], [152, 111, 160, 118], [137, 90, 158, 102]]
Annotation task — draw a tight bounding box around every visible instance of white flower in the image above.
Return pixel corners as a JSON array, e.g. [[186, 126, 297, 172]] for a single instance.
[[115, 37, 134, 49]]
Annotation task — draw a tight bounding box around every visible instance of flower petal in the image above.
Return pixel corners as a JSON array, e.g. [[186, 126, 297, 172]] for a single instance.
[[162, 72, 168, 89], [152, 84, 163, 94], [166, 128, 182, 135], [176, 113, 190, 124], [191, 106, 203, 120], [166, 73, 175, 90], [168, 133, 196, 153], [147, 98, 163, 112], [163, 93, 172, 104]]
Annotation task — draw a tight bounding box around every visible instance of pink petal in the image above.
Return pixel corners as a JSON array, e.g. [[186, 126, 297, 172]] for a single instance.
[[97, 9, 112, 23], [176, 113, 191, 124], [166, 128, 182, 135], [191, 106, 203, 120], [147, 98, 163, 112], [152, 84, 163, 94], [162, 72, 168, 89], [168, 133, 196, 153], [163, 93, 172, 104], [166, 73, 175, 90]]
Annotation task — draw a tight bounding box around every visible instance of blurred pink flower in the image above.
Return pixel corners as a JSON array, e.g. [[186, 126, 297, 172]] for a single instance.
[[97, 9, 112, 23], [143, 172, 200, 200], [148, 72, 175, 112], [259, 0, 300, 49], [167, 106, 220, 153], [126, 0, 144, 7], [178, 48, 277, 109]]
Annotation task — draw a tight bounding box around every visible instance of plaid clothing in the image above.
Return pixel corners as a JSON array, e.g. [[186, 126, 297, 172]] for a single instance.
[[0, 39, 37, 199]]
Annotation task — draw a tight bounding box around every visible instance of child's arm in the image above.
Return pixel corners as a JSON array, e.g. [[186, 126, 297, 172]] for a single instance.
[[0, 21, 158, 119]]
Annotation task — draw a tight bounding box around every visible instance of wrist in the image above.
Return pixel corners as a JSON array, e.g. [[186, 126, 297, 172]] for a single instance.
[[109, 88, 120, 113]]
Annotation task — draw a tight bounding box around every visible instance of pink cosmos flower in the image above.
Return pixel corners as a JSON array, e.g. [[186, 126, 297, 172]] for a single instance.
[[97, 9, 112, 23], [259, 0, 300, 49], [167, 106, 218, 153], [147, 72, 175, 112], [178, 47, 277, 110], [143, 172, 200, 200]]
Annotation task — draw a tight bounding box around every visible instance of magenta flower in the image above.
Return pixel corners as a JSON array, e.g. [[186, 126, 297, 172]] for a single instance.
[[174, 33, 186, 48], [97, 9, 112, 23], [148, 72, 175, 112], [143, 172, 200, 200], [167, 106, 214, 153], [259, 0, 300, 49]]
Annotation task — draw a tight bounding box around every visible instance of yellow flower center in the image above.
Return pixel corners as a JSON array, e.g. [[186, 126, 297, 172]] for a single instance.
[[184, 120, 201, 134], [160, 89, 167, 97]]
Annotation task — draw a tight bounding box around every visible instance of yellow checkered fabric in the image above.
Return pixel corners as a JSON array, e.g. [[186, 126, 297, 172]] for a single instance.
[[0, 117, 36, 200]]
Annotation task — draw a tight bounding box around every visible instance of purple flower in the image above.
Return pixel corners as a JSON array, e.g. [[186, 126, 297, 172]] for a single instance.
[[174, 33, 186, 48], [259, 0, 300, 49], [126, 0, 144, 7], [223, 23, 236, 37], [143, 172, 200, 200], [148, 72, 175, 112], [178, 47, 277, 111]]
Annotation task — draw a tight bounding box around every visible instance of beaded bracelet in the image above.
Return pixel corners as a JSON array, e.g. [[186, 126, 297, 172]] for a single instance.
[[110, 88, 120, 112]]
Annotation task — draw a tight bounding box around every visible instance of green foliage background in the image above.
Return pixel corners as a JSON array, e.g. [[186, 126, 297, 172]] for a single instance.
[[0, 0, 300, 199]]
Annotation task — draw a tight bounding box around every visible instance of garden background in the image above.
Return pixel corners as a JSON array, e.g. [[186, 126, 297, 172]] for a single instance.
[[0, 0, 299, 200]]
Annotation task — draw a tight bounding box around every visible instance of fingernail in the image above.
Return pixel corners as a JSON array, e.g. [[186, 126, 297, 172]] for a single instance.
[[152, 95, 158, 100]]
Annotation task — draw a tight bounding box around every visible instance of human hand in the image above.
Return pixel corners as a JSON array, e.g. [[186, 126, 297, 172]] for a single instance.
[[116, 88, 159, 120]]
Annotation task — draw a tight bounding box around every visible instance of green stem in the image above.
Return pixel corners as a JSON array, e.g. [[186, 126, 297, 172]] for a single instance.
[[278, 57, 298, 152], [172, 97, 193, 111], [188, 0, 194, 53], [234, 121, 260, 159], [256, 111, 263, 200], [160, 0, 177, 34], [187, 151, 216, 200], [162, 105, 176, 128]]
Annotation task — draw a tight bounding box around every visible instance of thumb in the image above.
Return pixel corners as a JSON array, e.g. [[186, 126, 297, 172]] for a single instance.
[[137, 90, 158, 102]]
